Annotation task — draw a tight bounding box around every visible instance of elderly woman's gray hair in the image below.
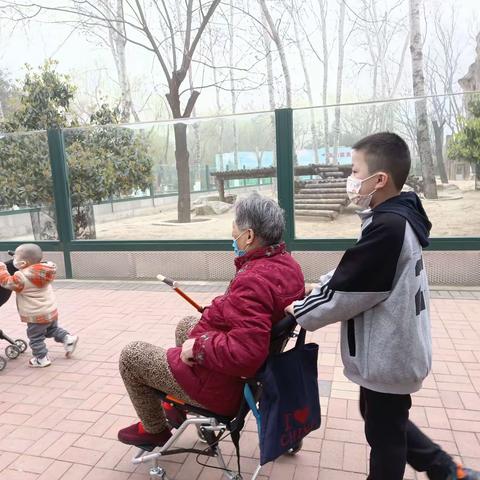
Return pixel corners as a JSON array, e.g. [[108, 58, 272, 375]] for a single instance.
[[234, 192, 285, 245]]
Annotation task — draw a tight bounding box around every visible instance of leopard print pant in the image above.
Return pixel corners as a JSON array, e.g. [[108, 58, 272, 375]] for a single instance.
[[175, 315, 200, 346], [119, 315, 201, 433]]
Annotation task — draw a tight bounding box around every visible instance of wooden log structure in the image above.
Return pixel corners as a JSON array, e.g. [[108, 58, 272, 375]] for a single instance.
[[210, 164, 351, 201]]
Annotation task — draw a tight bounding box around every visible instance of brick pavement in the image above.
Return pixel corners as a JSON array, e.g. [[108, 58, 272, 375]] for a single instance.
[[0, 281, 479, 480]]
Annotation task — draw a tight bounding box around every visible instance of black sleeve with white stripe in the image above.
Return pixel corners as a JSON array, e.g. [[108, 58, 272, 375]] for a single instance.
[[293, 212, 406, 330]]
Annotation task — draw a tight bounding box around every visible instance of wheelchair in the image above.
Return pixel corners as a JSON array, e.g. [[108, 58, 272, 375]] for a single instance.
[[131, 314, 304, 480]]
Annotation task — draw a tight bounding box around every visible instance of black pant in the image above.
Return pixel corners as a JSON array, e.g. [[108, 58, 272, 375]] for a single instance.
[[360, 387, 456, 480]]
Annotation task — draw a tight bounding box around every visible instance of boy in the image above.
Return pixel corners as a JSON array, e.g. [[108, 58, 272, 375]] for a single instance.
[[0, 243, 78, 367], [286, 133, 479, 480]]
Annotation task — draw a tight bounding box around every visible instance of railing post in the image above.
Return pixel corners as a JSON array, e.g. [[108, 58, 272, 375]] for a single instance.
[[47, 129, 73, 279], [275, 108, 295, 249]]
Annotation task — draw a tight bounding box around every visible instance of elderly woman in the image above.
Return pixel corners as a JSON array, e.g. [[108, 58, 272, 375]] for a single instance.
[[118, 192, 305, 449]]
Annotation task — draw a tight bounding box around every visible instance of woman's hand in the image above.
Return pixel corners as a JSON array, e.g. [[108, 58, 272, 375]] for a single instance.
[[180, 338, 196, 366]]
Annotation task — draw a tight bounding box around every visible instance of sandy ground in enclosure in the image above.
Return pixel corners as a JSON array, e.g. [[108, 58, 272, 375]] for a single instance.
[[90, 180, 479, 240]]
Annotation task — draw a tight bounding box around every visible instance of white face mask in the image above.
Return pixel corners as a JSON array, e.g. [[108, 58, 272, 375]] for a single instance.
[[346, 173, 380, 209], [13, 259, 26, 269]]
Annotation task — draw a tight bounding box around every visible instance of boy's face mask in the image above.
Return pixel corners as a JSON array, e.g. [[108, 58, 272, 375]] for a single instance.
[[346, 173, 381, 209]]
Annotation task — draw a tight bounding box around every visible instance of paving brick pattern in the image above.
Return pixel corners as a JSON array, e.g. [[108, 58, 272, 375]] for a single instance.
[[0, 281, 479, 479]]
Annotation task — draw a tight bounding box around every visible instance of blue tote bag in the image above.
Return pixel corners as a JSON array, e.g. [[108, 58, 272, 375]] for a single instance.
[[257, 328, 321, 465]]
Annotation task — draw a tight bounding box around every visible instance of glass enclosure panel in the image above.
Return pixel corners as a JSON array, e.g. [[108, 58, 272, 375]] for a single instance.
[[292, 94, 479, 239], [0, 130, 59, 241], [63, 111, 276, 240], [2, 93, 476, 245]]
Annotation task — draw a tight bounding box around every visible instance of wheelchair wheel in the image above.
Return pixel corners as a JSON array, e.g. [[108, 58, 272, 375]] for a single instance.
[[149, 465, 169, 479], [286, 440, 303, 455], [5, 345, 20, 359], [0, 355, 6, 371], [14, 339, 28, 353]]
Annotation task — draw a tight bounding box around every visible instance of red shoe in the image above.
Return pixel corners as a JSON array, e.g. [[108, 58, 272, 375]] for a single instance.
[[162, 401, 187, 429], [118, 422, 172, 451]]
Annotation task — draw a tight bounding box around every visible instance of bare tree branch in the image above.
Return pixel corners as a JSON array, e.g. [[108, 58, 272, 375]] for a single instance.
[[156, 0, 178, 71], [180, 0, 220, 74], [134, 0, 171, 82]]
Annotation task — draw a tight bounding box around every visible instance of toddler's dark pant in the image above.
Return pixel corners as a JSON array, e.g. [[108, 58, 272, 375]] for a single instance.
[[27, 320, 69, 358], [360, 387, 456, 480]]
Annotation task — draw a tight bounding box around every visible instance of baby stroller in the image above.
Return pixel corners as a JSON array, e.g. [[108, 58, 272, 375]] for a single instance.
[[0, 258, 28, 371]]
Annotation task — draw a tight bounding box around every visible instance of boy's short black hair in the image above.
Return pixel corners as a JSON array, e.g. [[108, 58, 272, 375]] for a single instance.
[[352, 132, 411, 190]]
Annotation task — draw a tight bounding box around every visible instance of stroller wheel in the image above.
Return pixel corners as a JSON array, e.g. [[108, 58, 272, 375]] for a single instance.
[[286, 440, 303, 455], [14, 339, 28, 353], [5, 345, 20, 359], [0, 356, 6, 371]]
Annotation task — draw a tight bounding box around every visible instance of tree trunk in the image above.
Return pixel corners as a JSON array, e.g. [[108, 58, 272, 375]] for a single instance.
[[414, 100, 438, 197], [188, 66, 201, 188], [318, 0, 330, 163], [229, 80, 238, 170], [167, 79, 196, 223], [255, 147, 264, 168], [261, 5, 276, 165], [262, 8, 276, 111], [72, 204, 96, 239], [210, 27, 224, 172], [364, 1, 379, 133], [30, 210, 42, 241], [409, 0, 437, 199], [332, 0, 346, 165], [30, 208, 61, 240], [109, 0, 139, 122], [159, 0, 218, 222], [476, 163, 480, 191], [174, 123, 191, 223], [259, 0, 292, 107], [162, 126, 170, 191], [432, 120, 448, 184], [229, 0, 239, 168], [289, 0, 319, 163]]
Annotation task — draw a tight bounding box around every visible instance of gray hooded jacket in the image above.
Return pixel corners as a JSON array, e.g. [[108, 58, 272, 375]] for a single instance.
[[293, 192, 432, 394]]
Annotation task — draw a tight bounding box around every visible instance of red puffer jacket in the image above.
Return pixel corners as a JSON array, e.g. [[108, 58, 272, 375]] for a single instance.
[[167, 242, 305, 416]]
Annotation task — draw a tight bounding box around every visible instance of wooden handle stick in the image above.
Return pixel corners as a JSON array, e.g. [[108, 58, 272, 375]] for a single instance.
[[156, 274, 204, 313]]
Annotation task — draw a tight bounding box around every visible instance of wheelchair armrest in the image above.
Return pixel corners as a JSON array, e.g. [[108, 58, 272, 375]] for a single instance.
[[269, 313, 298, 355], [271, 313, 296, 339]]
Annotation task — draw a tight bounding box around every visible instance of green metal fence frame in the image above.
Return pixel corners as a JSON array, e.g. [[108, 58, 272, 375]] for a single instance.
[[1, 108, 479, 279]]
